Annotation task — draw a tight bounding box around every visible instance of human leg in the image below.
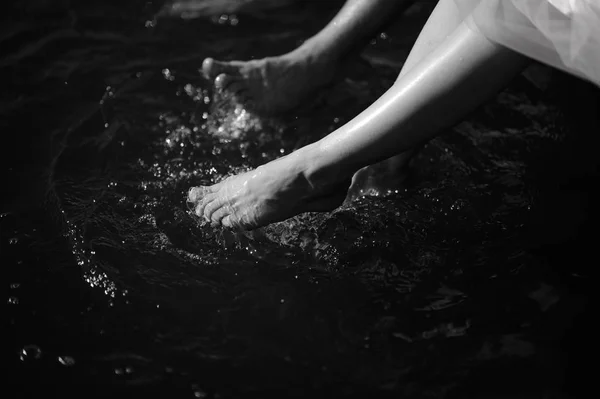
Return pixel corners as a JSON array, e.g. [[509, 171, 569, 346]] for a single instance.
[[189, 6, 529, 230], [350, 0, 480, 197]]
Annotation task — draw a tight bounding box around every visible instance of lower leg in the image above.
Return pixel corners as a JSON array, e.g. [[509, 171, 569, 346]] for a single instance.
[[294, 0, 410, 61], [189, 17, 530, 230], [202, 0, 411, 114], [350, 0, 482, 196]]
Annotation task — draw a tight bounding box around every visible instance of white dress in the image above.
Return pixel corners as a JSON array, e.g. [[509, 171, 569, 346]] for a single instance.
[[454, 0, 600, 86]]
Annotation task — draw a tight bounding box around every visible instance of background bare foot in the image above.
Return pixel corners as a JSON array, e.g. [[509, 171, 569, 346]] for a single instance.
[[201, 50, 337, 115]]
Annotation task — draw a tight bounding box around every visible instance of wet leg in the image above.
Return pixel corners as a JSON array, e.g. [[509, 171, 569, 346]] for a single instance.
[[189, 4, 528, 230], [349, 0, 479, 197], [202, 0, 410, 114]]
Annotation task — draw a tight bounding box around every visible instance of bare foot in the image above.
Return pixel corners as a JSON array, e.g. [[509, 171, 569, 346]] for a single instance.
[[187, 147, 350, 230], [347, 148, 418, 200], [201, 49, 337, 114]]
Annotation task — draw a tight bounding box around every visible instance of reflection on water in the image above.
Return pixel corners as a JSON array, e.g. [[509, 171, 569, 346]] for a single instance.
[[3, 0, 595, 398]]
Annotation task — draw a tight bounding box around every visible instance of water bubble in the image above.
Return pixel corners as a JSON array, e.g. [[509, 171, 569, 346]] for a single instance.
[[184, 84, 195, 97], [10, 283, 20, 289], [58, 356, 75, 366], [9, 237, 18, 245], [19, 345, 42, 361], [7, 296, 19, 305]]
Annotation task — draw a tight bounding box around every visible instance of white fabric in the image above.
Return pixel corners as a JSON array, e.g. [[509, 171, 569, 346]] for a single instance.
[[454, 0, 600, 86]]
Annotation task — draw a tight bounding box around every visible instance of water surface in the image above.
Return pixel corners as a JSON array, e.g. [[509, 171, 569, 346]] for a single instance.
[[3, 1, 596, 398]]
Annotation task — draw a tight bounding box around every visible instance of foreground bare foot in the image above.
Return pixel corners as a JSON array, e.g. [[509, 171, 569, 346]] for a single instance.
[[202, 48, 337, 114], [187, 147, 351, 230]]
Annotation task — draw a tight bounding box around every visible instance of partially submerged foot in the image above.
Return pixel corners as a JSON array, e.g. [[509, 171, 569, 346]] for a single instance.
[[347, 149, 418, 200], [202, 49, 337, 114], [187, 147, 350, 230]]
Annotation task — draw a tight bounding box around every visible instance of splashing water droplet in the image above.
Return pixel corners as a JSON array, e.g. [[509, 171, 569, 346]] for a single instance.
[[19, 345, 42, 361], [58, 356, 75, 366]]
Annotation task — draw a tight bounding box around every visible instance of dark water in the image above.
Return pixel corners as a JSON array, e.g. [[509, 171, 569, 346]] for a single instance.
[[3, 1, 597, 398]]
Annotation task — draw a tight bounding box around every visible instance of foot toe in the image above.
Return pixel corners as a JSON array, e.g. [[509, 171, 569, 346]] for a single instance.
[[209, 205, 231, 227], [192, 192, 218, 221], [201, 58, 215, 80], [214, 73, 247, 93], [222, 214, 252, 230], [202, 196, 227, 222], [221, 214, 238, 229], [188, 186, 210, 203], [201, 58, 242, 80]]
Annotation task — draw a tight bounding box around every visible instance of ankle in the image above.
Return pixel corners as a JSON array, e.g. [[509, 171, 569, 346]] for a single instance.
[[294, 143, 354, 194], [291, 38, 341, 66]]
